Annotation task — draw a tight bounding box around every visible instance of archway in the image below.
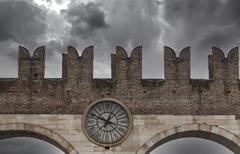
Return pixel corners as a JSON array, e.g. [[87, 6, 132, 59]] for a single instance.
[[0, 137, 65, 154], [137, 123, 240, 154], [0, 123, 78, 154]]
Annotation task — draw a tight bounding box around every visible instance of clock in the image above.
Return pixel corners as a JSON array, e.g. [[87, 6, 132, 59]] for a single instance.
[[82, 98, 132, 147]]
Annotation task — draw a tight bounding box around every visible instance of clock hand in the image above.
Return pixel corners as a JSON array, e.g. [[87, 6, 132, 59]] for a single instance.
[[107, 113, 112, 121], [108, 122, 116, 130], [104, 113, 112, 127], [99, 116, 108, 122], [108, 120, 116, 125], [90, 113, 107, 122]]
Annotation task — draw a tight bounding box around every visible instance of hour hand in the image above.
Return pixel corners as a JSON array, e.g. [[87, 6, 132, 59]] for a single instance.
[[99, 116, 107, 122], [90, 114, 107, 122], [108, 120, 116, 125], [106, 113, 112, 121], [104, 113, 112, 127]]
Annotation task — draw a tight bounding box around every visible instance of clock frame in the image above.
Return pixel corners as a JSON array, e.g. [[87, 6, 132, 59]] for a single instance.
[[82, 98, 133, 147]]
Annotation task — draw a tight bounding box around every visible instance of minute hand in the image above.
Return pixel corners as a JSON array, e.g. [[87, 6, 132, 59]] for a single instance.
[[98, 116, 107, 122], [104, 113, 112, 127], [90, 114, 107, 122]]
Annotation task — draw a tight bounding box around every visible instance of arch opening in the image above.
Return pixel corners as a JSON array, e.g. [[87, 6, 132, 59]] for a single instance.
[[137, 123, 240, 154], [0, 123, 78, 154], [150, 137, 233, 154], [0, 130, 68, 153], [0, 137, 65, 154], [147, 131, 239, 154]]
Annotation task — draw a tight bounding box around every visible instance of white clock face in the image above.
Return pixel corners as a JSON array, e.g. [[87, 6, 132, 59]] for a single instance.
[[83, 100, 131, 146]]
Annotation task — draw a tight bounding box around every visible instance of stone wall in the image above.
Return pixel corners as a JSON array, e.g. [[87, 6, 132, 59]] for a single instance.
[[0, 114, 239, 154]]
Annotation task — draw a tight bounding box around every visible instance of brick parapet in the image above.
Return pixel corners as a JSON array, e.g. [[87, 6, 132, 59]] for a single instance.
[[0, 46, 239, 114]]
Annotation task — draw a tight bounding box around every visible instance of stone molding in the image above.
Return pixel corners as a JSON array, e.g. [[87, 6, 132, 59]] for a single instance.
[[137, 123, 240, 154], [0, 123, 79, 154]]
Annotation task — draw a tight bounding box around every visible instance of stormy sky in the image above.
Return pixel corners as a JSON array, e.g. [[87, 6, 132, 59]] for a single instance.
[[0, 0, 239, 153], [0, 0, 240, 78]]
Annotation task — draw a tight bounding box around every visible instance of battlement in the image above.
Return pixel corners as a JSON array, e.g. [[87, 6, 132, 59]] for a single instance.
[[0, 45, 240, 115], [15, 45, 240, 81], [18, 46, 45, 80]]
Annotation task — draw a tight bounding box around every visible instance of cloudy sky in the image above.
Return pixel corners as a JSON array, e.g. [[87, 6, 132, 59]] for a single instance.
[[0, 0, 240, 78], [0, 0, 239, 153]]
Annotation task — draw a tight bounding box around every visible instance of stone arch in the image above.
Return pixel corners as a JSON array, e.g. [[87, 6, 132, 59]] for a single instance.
[[0, 123, 78, 154], [137, 123, 240, 154]]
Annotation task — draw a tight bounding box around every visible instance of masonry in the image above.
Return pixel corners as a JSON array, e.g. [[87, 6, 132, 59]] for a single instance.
[[0, 46, 240, 154]]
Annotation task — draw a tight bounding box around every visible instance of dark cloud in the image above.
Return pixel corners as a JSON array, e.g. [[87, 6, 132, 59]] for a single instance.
[[164, 0, 240, 51], [63, 1, 108, 38], [0, 137, 64, 154], [58, 0, 164, 78], [0, 0, 47, 45], [0, 0, 48, 65], [80, 0, 164, 78], [150, 138, 233, 154], [100, 0, 162, 50], [0, 0, 239, 79], [162, 0, 240, 78]]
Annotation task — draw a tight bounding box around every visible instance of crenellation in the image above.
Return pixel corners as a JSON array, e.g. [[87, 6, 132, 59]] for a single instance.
[[129, 46, 142, 82], [114, 46, 129, 95], [0, 45, 240, 114], [65, 46, 94, 82], [227, 47, 239, 94], [79, 46, 94, 82], [18, 46, 45, 80], [32, 46, 45, 79], [227, 47, 239, 80], [113, 46, 142, 82], [209, 47, 239, 94], [178, 47, 190, 80], [164, 46, 190, 80], [111, 46, 143, 96], [18, 46, 31, 80], [164, 46, 177, 80], [211, 47, 225, 80], [67, 46, 80, 79], [2, 44, 240, 154]]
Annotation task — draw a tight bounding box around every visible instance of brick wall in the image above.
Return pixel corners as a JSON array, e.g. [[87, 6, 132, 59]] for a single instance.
[[0, 46, 239, 115]]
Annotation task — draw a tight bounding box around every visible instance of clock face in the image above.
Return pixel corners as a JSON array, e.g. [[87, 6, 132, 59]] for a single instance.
[[82, 99, 132, 146]]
